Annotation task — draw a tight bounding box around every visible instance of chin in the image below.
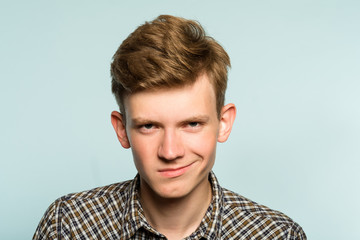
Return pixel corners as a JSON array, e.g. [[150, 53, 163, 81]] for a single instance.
[[155, 184, 192, 200]]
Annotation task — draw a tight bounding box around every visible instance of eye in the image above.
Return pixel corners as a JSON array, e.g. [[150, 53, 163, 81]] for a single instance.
[[188, 122, 199, 127], [143, 124, 153, 129], [137, 123, 157, 134]]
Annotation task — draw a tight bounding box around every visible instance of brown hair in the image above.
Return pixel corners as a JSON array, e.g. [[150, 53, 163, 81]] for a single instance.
[[111, 15, 230, 117]]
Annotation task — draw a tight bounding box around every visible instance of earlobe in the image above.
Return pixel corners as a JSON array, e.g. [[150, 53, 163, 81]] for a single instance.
[[217, 103, 236, 143], [111, 111, 131, 149]]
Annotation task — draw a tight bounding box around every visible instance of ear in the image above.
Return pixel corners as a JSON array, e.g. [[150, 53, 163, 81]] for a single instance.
[[217, 103, 236, 143], [111, 111, 131, 149]]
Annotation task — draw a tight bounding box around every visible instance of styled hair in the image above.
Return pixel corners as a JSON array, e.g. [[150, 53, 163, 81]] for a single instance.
[[111, 15, 230, 117]]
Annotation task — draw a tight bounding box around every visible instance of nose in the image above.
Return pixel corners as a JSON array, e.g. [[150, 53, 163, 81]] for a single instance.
[[158, 128, 185, 161]]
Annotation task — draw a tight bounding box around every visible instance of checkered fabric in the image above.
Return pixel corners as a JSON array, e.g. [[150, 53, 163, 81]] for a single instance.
[[33, 172, 306, 239]]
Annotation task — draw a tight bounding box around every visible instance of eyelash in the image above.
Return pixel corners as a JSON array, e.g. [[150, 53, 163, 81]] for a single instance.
[[136, 121, 203, 133], [143, 124, 153, 129], [136, 123, 156, 132], [188, 122, 200, 127]]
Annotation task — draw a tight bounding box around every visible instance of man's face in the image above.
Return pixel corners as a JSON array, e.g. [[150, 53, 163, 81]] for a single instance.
[[114, 74, 234, 199]]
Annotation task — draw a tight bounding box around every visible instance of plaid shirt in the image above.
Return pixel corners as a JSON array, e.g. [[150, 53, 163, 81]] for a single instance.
[[33, 172, 306, 239]]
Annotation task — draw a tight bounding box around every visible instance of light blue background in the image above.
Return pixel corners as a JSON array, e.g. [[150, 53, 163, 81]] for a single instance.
[[1, 0, 359, 239]]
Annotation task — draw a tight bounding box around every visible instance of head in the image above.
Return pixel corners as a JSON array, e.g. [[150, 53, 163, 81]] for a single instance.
[[110, 15, 230, 118], [110, 15, 236, 200]]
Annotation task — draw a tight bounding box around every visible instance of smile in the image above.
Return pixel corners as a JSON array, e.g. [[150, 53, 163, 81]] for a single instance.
[[158, 163, 194, 178]]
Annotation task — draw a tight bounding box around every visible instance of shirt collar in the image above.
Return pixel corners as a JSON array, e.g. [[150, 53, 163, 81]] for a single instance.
[[120, 171, 223, 239], [192, 171, 223, 239], [120, 174, 161, 239]]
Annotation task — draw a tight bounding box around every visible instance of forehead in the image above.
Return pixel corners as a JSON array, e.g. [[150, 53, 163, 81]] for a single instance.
[[123, 74, 217, 120]]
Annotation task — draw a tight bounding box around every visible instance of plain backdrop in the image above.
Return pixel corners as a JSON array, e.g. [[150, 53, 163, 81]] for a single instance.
[[1, 0, 359, 239]]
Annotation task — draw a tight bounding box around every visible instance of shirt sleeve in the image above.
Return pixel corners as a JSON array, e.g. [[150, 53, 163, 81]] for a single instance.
[[32, 198, 71, 240], [288, 222, 307, 240]]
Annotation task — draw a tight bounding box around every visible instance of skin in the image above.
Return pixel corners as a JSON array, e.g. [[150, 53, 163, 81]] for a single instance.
[[111, 74, 236, 239]]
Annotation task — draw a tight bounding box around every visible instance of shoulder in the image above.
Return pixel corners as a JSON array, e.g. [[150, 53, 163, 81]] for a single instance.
[[58, 179, 132, 203], [33, 180, 133, 240], [53, 179, 133, 216], [220, 187, 306, 239], [221, 187, 293, 224]]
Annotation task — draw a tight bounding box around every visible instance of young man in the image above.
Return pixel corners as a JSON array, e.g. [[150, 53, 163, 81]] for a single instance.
[[34, 15, 306, 239]]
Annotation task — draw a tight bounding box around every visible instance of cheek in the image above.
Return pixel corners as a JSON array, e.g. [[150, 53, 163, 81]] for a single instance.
[[128, 134, 158, 169], [186, 131, 218, 157]]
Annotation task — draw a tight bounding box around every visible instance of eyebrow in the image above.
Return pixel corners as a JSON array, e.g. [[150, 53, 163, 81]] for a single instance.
[[180, 115, 210, 124], [130, 117, 160, 126]]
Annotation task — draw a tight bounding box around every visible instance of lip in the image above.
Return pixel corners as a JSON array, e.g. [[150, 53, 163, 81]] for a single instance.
[[158, 162, 194, 178]]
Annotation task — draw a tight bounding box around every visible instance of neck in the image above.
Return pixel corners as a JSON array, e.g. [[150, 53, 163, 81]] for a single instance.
[[139, 177, 212, 240]]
